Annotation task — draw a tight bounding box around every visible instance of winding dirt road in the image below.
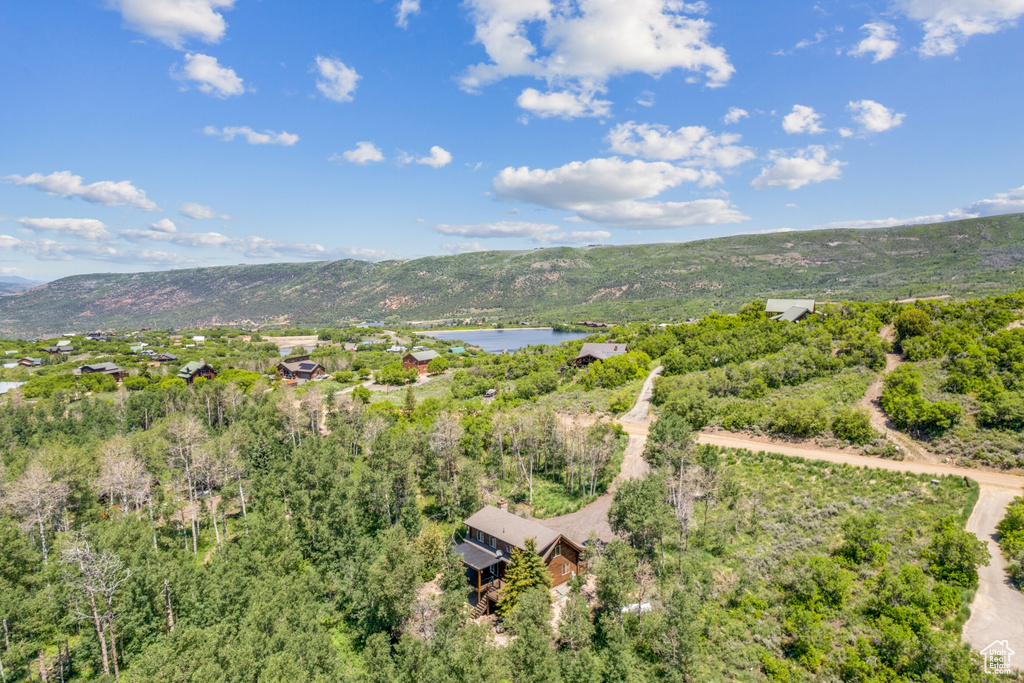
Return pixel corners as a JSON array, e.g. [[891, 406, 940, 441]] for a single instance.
[[541, 363, 1024, 669]]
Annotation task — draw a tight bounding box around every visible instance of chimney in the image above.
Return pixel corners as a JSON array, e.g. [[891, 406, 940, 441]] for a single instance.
[[498, 499, 508, 511]]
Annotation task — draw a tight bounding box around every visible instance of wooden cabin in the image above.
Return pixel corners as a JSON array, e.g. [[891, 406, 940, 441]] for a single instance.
[[403, 350, 439, 374], [455, 505, 586, 617]]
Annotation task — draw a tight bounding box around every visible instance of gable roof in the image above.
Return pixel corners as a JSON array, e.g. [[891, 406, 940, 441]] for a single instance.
[[405, 350, 439, 363], [575, 342, 628, 361], [177, 361, 212, 378], [765, 298, 815, 314], [771, 305, 811, 323], [278, 356, 325, 373], [464, 505, 561, 551]]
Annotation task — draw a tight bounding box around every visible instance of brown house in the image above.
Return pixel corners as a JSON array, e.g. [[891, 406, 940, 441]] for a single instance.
[[455, 505, 586, 616], [177, 361, 216, 385], [571, 342, 629, 368], [75, 362, 129, 381], [402, 350, 439, 374], [277, 355, 328, 382]]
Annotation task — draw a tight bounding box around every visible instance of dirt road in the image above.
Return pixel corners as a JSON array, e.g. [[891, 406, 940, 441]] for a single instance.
[[694, 429, 1024, 671], [619, 366, 663, 424]]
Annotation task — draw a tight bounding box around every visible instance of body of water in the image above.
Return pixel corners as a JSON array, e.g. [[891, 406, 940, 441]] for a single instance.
[[424, 328, 589, 353]]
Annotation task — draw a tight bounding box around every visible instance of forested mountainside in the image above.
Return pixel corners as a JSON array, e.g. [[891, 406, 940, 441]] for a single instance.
[[2, 214, 1024, 336]]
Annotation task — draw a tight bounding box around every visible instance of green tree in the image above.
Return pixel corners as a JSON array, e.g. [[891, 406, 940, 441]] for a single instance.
[[831, 407, 876, 445], [403, 385, 417, 418], [506, 588, 562, 683], [923, 516, 990, 587], [352, 384, 371, 404], [497, 537, 552, 617], [609, 475, 673, 560], [426, 356, 449, 375], [894, 308, 932, 342], [594, 538, 637, 612]]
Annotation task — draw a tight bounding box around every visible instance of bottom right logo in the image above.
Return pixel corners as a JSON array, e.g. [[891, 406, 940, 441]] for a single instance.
[[981, 640, 1016, 674]]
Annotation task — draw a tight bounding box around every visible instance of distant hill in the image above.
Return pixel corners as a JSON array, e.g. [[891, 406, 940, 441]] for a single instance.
[[2, 214, 1024, 337], [0, 276, 46, 296]]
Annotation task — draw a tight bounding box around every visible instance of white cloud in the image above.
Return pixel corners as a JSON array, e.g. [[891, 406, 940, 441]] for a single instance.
[[315, 56, 360, 103], [965, 185, 1024, 215], [606, 121, 755, 169], [796, 29, 828, 49], [441, 241, 485, 254], [120, 224, 390, 260], [849, 22, 900, 62], [838, 127, 854, 138], [149, 218, 178, 233], [460, 0, 734, 110], [895, 0, 1024, 56], [204, 126, 299, 146], [571, 199, 749, 228], [0, 234, 193, 265], [722, 107, 749, 124], [180, 202, 229, 219], [6, 170, 159, 211], [107, 0, 234, 49], [516, 87, 611, 119], [636, 90, 656, 107], [416, 146, 453, 168], [782, 105, 826, 134], [817, 210, 973, 230], [174, 53, 244, 97], [396, 0, 420, 28], [494, 157, 704, 209], [433, 221, 610, 244], [332, 142, 385, 165], [16, 218, 112, 241], [751, 146, 845, 190], [848, 99, 906, 133]]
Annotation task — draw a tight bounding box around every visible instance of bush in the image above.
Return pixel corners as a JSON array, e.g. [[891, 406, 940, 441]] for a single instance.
[[123, 377, 150, 391], [351, 385, 371, 404], [769, 398, 828, 438], [923, 516, 990, 588], [893, 308, 932, 342], [426, 356, 449, 375], [831, 407, 876, 445]]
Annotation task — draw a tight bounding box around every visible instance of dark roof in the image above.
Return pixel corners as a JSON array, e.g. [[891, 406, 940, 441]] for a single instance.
[[77, 362, 125, 376], [177, 361, 213, 378], [464, 505, 561, 552], [405, 350, 439, 363], [454, 539, 508, 570], [278, 356, 325, 373], [575, 342, 628, 361]]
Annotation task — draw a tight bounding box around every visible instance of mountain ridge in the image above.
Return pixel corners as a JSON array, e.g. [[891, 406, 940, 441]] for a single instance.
[[2, 214, 1024, 337]]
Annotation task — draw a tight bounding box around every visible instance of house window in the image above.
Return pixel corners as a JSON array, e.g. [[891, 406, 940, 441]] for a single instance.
[[553, 544, 562, 557], [476, 530, 483, 542], [562, 563, 569, 576], [488, 536, 496, 548]]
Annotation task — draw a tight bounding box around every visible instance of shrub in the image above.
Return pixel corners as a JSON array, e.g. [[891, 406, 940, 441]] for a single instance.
[[831, 407, 876, 445], [769, 398, 828, 438], [893, 308, 932, 342]]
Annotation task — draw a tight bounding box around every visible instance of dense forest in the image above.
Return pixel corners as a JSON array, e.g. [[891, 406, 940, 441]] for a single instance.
[[1, 293, 1021, 681]]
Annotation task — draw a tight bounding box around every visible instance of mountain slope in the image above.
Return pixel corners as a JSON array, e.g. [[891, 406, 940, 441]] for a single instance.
[[2, 214, 1024, 336]]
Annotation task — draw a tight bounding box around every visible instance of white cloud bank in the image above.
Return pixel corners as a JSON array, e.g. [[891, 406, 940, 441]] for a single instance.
[[416, 146, 453, 168], [6, 170, 159, 211], [460, 0, 733, 118], [16, 218, 113, 242], [333, 142, 385, 165], [849, 22, 900, 62], [174, 53, 244, 97], [782, 105, 826, 135], [396, 0, 420, 28], [433, 221, 610, 244], [722, 107, 749, 124], [493, 157, 748, 228], [848, 99, 906, 133], [815, 185, 1024, 231], [315, 56, 360, 103], [516, 88, 611, 119], [107, 0, 235, 49], [751, 146, 845, 190], [180, 202, 229, 220], [204, 126, 299, 146], [895, 0, 1024, 56], [606, 121, 754, 170]]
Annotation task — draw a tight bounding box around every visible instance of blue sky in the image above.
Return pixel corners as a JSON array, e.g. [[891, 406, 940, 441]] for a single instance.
[[2, 0, 1023, 280]]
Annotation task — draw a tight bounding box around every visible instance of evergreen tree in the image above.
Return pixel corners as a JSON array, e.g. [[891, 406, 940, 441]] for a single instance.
[[506, 588, 561, 683], [497, 537, 551, 617], [404, 385, 417, 417]]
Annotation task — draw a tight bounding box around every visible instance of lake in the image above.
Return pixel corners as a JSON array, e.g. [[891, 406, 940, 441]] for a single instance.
[[423, 328, 589, 353]]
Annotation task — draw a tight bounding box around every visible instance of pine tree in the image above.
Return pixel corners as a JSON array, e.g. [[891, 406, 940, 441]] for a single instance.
[[497, 537, 551, 617], [403, 385, 417, 418]]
